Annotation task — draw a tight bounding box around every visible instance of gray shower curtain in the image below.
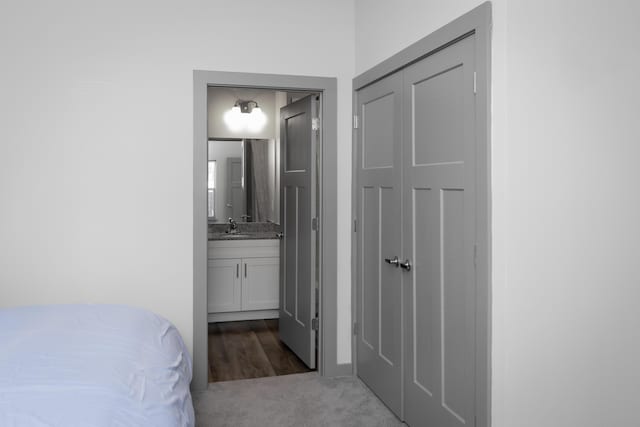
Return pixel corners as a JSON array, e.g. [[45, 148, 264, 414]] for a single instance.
[[246, 139, 270, 222]]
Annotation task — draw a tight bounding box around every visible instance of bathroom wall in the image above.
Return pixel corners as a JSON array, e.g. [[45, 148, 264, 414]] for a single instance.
[[208, 87, 276, 140]]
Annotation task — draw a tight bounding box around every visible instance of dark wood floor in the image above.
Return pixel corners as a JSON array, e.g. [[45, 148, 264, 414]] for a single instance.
[[208, 319, 313, 383]]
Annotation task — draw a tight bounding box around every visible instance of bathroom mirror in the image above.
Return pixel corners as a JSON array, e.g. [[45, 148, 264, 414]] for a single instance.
[[207, 138, 279, 224]]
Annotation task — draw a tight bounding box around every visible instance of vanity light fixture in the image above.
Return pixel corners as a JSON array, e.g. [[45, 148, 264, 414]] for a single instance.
[[223, 99, 267, 132]]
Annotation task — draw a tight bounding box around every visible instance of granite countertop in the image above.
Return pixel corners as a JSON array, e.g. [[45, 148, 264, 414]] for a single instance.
[[209, 231, 281, 241], [208, 222, 282, 241]]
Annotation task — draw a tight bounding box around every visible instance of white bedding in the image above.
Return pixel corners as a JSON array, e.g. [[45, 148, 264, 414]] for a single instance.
[[0, 304, 194, 427]]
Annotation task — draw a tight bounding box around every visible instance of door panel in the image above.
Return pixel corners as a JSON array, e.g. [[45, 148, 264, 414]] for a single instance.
[[379, 186, 400, 364], [441, 189, 468, 421], [296, 186, 311, 326], [284, 113, 308, 172], [355, 72, 403, 417], [361, 186, 379, 351], [403, 34, 476, 427], [363, 92, 395, 169], [283, 185, 298, 317], [412, 65, 465, 165], [279, 95, 317, 369], [412, 188, 439, 395]]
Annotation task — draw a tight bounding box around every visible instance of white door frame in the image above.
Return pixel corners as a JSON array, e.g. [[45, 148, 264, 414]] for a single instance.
[[193, 71, 344, 391], [351, 3, 492, 426]]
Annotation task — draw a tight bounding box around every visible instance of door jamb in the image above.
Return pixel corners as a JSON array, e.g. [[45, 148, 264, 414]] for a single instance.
[[350, 3, 492, 426], [193, 71, 341, 391]]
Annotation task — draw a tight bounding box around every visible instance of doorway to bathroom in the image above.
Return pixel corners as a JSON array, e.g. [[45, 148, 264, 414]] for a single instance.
[[206, 88, 319, 382], [193, 71, 340, 391]]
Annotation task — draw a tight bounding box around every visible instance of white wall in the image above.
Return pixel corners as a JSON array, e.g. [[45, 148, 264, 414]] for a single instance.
[[355, 0, 640, 426], [502, 1, 640, 425], [0, 0, 355, 363]]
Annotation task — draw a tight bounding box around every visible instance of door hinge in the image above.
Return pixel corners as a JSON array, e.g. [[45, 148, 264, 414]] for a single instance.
[[353, 219, 357, 232], [473, 71, 477, 94], [312, 117, 320, 131], [353, 115, 359, 129], [311, 317, 319, 331], [312, 217, 319, 231], [353, 322, 358, 335]]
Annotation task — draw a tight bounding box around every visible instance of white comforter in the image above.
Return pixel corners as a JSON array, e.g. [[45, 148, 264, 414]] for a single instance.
[[0, 304, 194, 427]]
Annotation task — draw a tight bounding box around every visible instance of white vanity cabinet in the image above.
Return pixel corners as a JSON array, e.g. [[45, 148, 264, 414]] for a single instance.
[[207, 239, 280, 322]]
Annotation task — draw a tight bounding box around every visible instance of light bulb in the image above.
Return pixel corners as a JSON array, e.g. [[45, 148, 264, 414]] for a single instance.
[[247, 106, 267, 132], [224, 106, 245, 132]]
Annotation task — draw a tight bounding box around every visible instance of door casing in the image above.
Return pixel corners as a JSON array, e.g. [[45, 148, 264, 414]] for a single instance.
[[193, 71, 343, 392], [351, 2, 492, 426]]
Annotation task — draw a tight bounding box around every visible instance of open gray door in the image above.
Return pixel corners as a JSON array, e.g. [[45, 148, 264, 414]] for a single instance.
[[355, 72, 403, 417], [279, 95, 317, 369]]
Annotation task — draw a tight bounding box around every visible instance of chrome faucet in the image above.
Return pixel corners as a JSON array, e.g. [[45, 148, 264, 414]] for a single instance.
[[227, 217, 238, 233]]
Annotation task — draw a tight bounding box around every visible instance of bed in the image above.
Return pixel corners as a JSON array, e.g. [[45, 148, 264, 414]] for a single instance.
[[0, 304, 195, 426]]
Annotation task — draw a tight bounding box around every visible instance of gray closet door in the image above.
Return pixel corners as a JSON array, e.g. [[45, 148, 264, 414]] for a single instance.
[[402, 35, 477, 427], [355, 72, 403, 417], [279, 95, 317, 369]]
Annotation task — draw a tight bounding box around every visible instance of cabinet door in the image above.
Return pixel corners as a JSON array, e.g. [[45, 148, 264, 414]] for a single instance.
[[242, 257, 279, 311], [207, 258, 242, 313]]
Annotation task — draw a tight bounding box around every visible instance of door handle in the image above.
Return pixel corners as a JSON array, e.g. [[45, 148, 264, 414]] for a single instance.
[[399, 259, 411, 271], [236, 264, 239, 278], [244, 263, 247, 278], [384, 256, 399, 267]]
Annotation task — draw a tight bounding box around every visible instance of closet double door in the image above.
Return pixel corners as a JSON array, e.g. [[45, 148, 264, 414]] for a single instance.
[[355, 35, 477, 426]]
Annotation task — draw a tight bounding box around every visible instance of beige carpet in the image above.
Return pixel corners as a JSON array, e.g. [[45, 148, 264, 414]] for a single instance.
[[193, 372, 404, 427]]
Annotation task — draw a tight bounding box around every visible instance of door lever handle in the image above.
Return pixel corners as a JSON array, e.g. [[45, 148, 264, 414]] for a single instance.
[[399, 259, 411, 271], [384, 256, 399, 267]]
